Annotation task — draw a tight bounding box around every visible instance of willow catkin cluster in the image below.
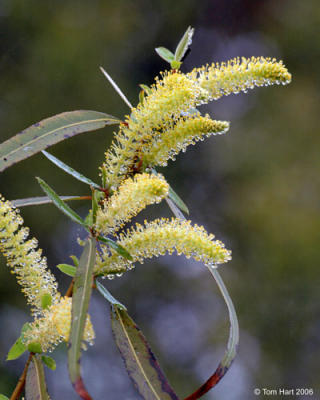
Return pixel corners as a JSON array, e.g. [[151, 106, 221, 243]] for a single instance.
[[101, 72, 202, 190], [23, 296, 95, 353], [95, 218, 231, 277], [0, 196, 59, 315], [95, 173, 169, 235], [101, 57, 291, 191]]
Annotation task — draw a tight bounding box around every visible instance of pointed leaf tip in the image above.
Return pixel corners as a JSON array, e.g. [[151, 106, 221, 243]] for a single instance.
[[42, 151, 100, 189], [111, 306, 179, 400], [155, 47, 175, 63], [174, 26, 194, 62], [36, 177, 87, 227]]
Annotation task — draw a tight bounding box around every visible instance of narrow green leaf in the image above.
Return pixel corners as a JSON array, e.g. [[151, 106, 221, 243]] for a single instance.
[[70, 255, 79, 267], [155, 47, 175, 63], [36, 178, 87, 227], [25, 355, 50, 400], [41, 356, 56, 371], [100, 67, 133, 109], [139, 84, 152, 95], [151, 168, 189, 215], [6, 337, 26, 361], [111, 305, 179, 400], [0, 394, 9, 400], [0, 110, 120, 172], [42, 151, 100, 189], [96, 280, 127, 310], [91, 190, 104, 225], [27, 342, 42, 354], [40, 293, 52, 310], [139, 90, 145, 105], [168, 186, 189, 215], [68, 237, 96, 386], [174, 26, 194, 62], [57, 263, 76, 277], [167, 196, 239, 399], [97, 235, 133, 261], [12, 195, 88, 208]]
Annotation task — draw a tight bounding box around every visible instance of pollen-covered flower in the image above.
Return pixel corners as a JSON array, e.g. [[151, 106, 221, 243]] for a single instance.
[[0, 196, 59, 315], [23, 296, 95, 353], [95, 218, 231, 277], [188, 56, 292, 101], [95, 173, 169, 235], [143, 115, 229, 167]]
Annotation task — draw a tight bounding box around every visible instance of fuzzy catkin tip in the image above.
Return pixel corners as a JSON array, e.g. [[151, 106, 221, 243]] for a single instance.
[[95, 218, 231, 277], [23, 296, 95, 353], [189, 56, 292, 101], [144, 115, 230, 167]]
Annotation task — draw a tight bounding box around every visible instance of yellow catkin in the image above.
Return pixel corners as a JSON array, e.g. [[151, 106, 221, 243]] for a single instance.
[[101, 57, 290, 190], [24, 296, 95, 353], [144, 115, 229, 167], [101, 72, 201, 189], [188, 56, 292, 101], [95, 173, 169, 235], [95, 218, 231, 277], [0, 196, 59, 315]]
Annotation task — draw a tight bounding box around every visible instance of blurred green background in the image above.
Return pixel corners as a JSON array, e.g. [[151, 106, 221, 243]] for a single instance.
[[0, 1, 319, 399]]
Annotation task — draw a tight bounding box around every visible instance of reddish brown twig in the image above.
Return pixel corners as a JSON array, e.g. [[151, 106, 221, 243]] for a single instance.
[[183, 363, 228, 400], [10, 352, 33, 400]]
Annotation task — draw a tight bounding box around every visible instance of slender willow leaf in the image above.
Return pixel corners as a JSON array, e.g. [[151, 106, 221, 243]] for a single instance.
[[68, 237, 96, 393], [7, 322, 31, 360], [96, 280, 127, 310], [12, 195, 89, 208], [57, 263, 76, 277], [25, 355, 50, 400], [174, 26, 194, 62], [6, 337, 26, 361], [165, 198, 186, 220], [168, 186, 189, 215], [111, 305, 179, 400], [100, 67, 133, 109], [36, 178, 87, 227], [184, 268, 239, 400], [0, 110, 120, 172], [155, 47, 175, 63], [167, 201, 239, 400], [151, 168, 188, 215], [41, 356, 56, 371], [139, 84, 152, 95], [97, 235, 133, 261], [70, 255, 79, 266], [42, 151, 100, 189]]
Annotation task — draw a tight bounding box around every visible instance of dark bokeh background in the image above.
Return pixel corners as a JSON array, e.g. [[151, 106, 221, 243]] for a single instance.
[[1, 1, 319, 399]]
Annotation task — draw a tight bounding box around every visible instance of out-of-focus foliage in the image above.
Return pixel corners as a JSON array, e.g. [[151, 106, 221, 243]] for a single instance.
[[1, 1, 319, 399]]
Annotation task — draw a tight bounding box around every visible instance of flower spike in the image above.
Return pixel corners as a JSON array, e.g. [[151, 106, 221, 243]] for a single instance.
[[95, 218, 231, 277], [0, 196, 59, 315], [188, 56, 292, 101], [23, 296, 95, 353], [95, 173, 169, 235]]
